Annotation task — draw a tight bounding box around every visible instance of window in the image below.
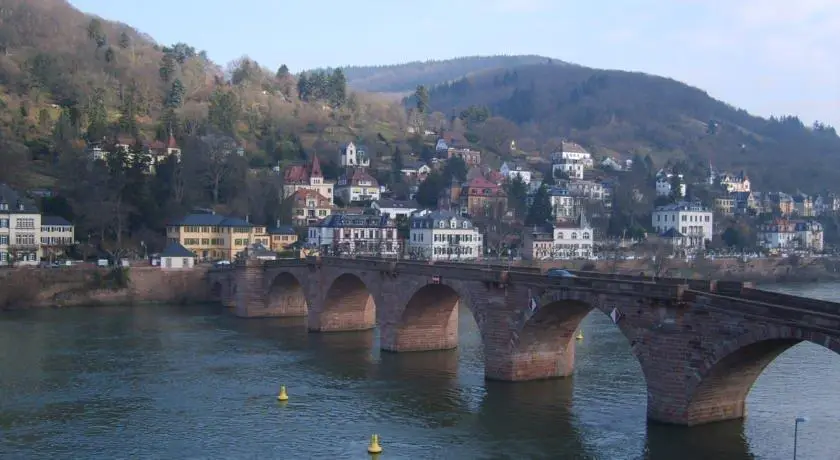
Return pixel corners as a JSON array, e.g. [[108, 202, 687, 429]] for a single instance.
[[705, 215, 710, 222], [15, 233, 35, 245], [15, 218, 34, 229], [439, 221, 445, 228], [0, 236, 7, 244]]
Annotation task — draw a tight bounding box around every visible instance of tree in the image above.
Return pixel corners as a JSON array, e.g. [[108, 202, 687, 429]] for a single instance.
[[87, 19, 106, 49], [159, 53, 176, 83], [442, 156, 467, 182], [328, 68, 347, 107], [208, 90, 240, 135], [276, 64, 290, 79], [85, 88, 108, 141], [505, 175, 528, 219], [669, 174, 684, 201], [165, 79, 185, 109], [392, 146, 405, 183], [104, 47, 115, 63], [414, 85, 429, 113], [416, 171, 447, 208], [526, 185, 552, 226], [193, 134, 238, 205], [297, 74, 311, 101], [118, 32, 130, 49]]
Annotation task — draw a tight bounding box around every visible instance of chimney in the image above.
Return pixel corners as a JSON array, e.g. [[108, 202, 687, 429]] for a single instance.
[[276, 219, 281, 228], [245, 215, 250, 223]]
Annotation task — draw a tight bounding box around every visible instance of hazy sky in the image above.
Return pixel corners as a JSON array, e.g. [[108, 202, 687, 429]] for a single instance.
[[70, 0, 839, 127]]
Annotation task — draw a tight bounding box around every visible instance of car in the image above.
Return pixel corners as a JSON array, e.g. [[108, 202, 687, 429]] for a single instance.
[[546, 268, 576, 278]]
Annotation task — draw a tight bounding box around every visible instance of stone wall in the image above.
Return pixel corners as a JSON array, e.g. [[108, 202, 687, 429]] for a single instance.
[[0, 266, 212, 309]]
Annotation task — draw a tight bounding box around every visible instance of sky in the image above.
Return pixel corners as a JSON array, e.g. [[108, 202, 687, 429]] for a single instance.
[[69, 0, 839, 127]]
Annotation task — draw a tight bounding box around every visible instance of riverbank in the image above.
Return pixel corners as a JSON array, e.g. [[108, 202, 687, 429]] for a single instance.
[[0, 266, 212, 310]]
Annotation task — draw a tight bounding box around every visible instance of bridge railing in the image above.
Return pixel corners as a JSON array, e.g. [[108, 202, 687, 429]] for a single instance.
[[738, 288, 840, 316]]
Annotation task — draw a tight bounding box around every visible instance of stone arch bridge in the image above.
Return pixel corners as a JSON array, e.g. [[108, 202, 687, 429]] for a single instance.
[[207, 257, 840, 427]]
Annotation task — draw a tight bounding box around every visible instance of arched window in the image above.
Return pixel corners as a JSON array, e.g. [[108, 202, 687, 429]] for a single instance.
[[583, 232, 590, 239], [439, 221, 446, 228], [571, 232, 577, 239]]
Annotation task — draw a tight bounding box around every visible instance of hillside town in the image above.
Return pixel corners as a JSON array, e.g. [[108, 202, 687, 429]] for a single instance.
[[1, 130, 831, 269]]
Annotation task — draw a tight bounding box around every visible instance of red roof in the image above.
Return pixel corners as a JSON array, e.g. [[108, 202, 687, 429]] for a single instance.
[[287, 189, 332, 207], [310, 155, 323, 178], [283, 156, 326, 184], [347, 168, 378, 186], [467, 176, 501, 189], [168, 134, 178, 149]]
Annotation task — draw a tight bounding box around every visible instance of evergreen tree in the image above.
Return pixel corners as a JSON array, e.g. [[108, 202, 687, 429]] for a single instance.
[[104, 47, 115, 63], [669, 173, 684, 201], [415, 85, 429, 113], [165, 79, 185, 109], [118, 32, 130, 49], [328, 68, 347, 107], [159, 54, 176, 83], [416, 171, 446, 208], [297, 74, 310, 101], [208, 90, 240, 135], [443, 156, 467, 182], [506, 175, 528, 219], [86, 88, 108, 141], [392, 147, 405, 183], [525, 185, 553, 226], [276, 64, 290, 79], [118, 83, 138, 136]]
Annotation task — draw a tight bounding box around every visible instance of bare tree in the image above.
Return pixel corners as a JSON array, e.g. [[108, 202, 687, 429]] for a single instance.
[[636, 236, 674, 278], [193, 134, 238, 205]]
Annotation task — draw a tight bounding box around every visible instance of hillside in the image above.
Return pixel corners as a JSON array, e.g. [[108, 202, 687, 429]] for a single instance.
[[414, 64, 840, 193], [0, 0, 409, 253], [341, 55, 563, 93]]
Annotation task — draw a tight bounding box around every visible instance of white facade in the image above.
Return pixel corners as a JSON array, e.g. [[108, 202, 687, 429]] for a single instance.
[[553, 161, 585, 180], [336, 170, 380, 203], [500, 162, 533, 184], [408, 210, 483, 260], [523, 217, 594, 260], [652, 202, 713, 249], [161, 255, 194, 269], [371, 199, 419, 219], [550, 148, 593, 167], [0, 187, 42, 266], [307, 213, 401, 257], [655, 172, 686, 198], [340, 142, 370, 168], [565, 180, 606, 201]]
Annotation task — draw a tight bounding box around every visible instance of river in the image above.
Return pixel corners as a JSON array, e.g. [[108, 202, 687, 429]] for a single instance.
[[1, 283, 838, 459]]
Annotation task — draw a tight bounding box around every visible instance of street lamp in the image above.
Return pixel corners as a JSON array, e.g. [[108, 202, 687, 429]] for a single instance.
[[793, 416, 808, 460]]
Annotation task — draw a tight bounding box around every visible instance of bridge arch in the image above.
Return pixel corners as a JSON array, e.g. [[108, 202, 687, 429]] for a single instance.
[[266, 271, 309, 317], [309, 272, 378, 332], [210, 281, 223, 300], [684, 329, 840, 426], [498, 290, 651, 385], [382, 280, 480, 353]]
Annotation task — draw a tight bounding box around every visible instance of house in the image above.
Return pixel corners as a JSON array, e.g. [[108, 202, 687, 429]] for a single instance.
[[239, 242, 277, 261], [286, 189, 333, 226], [307, 213, 400, 257], [719, 171, 751, 193], [40, 216, 75, 260], [655, 170, 686, 198], [814, 194, 840, 216], [400, 161, 431, 180], [0, 184, 41, 266], [793, 194, 814, 217], [550, 142, 594, 167], [652, 201, 713, 250], [522, 214, 594, 260], [339, 142, 370, 168], [407, 210, 483, 260], [435, 138, 449, 153], [714, 196, 735, 216], [732, 191, 758, 215], [159, 242, 195, 269], [166, 212, 269, 261], [499, 162, 533, 184], [439, 176, 507, 219], [336, 168, 381, 203], [447, 147, 481, 167], [757, 218, 824, 252], [600, 157, 623, 171], [767, 192, 795, 216], [564, 179, 607, 201], [282, 156, 335, 201], [371, 199, 419, 219], [267, 222, 298, 251]]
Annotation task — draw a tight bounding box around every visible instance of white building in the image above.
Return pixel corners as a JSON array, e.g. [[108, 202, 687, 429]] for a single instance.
[[499, 162, 533, 184], [522, 215, 594, 260], [0, 184, 41, 266], [655, 170, 686, 198], [550, 142, 594, 167], [564, 180, 607, 201], [652, 202, 713, 249], [371, 199, 419, 219], [757, 218, 824, 252], [408, 210, 483, 260], [552, 160, 585, 180], [40, 215, 75, 260], [336, 169, 381, 203], [307, 213, 401, 257], [159, 242, 196, 269], [339, 142, 370, 168]]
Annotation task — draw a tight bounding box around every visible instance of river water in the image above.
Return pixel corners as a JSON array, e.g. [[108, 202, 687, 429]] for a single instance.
[[1, 283, 839, 459]]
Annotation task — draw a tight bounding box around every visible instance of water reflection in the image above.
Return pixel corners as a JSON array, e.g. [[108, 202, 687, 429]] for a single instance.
[[645, 420, 753, 460], [476, 378, 594, 459]]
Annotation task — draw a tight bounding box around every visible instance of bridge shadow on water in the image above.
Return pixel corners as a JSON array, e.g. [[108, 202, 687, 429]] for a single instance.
[[644, 419, 753, 460]]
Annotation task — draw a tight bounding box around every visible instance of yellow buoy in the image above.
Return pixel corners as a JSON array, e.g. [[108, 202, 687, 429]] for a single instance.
[[277, 385, 289, 401], [367, 434, 383, 454], [576, 330, 584, 341]]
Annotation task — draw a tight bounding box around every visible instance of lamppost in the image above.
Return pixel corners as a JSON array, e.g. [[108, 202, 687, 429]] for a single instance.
[[793, 416, 808, 460]]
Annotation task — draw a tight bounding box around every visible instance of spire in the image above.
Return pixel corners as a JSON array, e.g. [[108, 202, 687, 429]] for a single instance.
[[310, 155, 323, 178], [167, 132, 178, 149]]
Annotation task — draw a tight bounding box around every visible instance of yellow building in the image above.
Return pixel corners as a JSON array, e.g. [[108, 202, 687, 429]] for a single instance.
[[282, 155, 335, 200], [166, 213, 269, 261], [267, 223, 299, 251]]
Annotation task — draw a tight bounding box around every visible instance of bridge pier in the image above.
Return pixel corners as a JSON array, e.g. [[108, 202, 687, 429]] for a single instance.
[[484, 347, 576, 381], [380, 303, 459, 352]]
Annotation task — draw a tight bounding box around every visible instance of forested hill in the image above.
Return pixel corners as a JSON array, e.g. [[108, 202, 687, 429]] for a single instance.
[[341, 55, 564, 93], [415, 64, 840, 192]]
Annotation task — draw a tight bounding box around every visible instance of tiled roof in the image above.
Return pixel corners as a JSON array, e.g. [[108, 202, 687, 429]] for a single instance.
[[343, 169, 379, 186], [287, 189, 332, 207], [660, 228, 685, 238], [284, 156, 326, 183], [42, 215, 72, 226], [562, 141, 589, 154], [375, 198, 419, 209], [161, 242, 195, 258], [171, 213, 253, 227], [268, 224, 296, 235]]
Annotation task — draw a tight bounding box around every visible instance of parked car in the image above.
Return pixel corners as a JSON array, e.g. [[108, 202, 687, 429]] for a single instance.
[[546, 268, 576, 278]]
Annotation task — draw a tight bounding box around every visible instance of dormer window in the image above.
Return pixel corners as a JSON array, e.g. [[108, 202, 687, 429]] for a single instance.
[[450, 219, 457, 229], [439, 221, 445, 229], [462, 222, 469, 229]]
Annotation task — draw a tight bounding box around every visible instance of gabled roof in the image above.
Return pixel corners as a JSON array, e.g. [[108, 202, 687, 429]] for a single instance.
[[0, 183, 39, 213], [660, 228, 685, 238], [161, 242, 195, 258]]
